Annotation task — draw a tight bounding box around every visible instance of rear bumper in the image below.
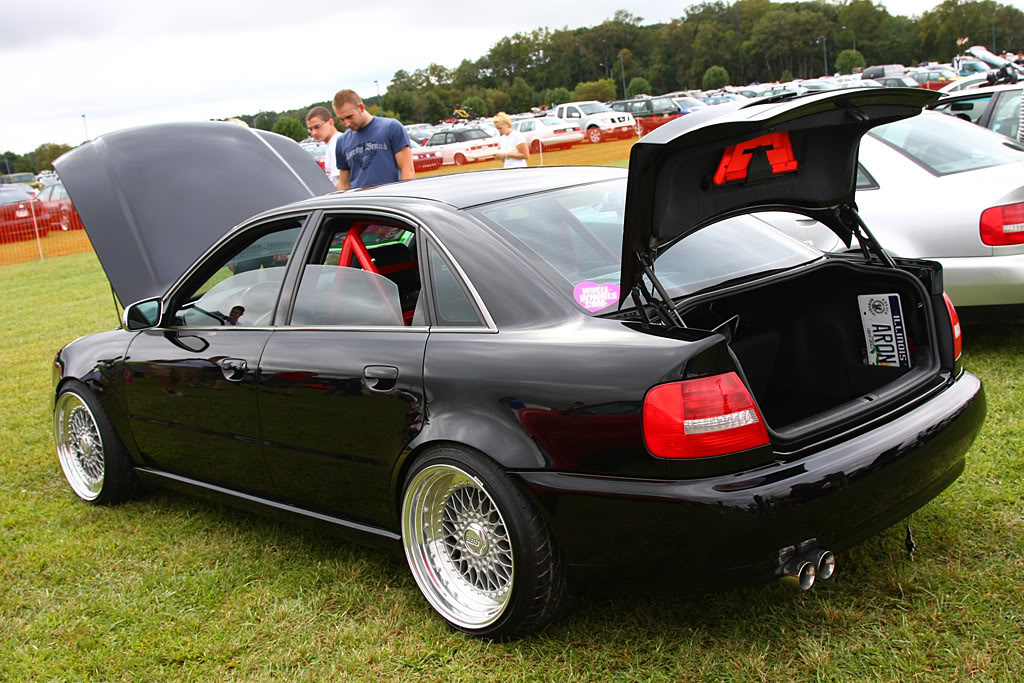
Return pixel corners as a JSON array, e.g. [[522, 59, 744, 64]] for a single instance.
[[514, 370, 985, 586], [935, 253, 1024, 307]]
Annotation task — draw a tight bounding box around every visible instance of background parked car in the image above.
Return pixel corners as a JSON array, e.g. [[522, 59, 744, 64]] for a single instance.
[[410, 144, 443, 172], [1, 184, 47, 243], [552, 101, 635, 143], [423, 126, 500, 165], [511, 116, 583, 152], [299, 140, 327, 173], [908, 68, 958, 90], [608, 95, 682, 136], [33, 181, 83, 231], [930, 83, 1022, 139], [877, 76, 921, 88], [671, 96, 708, 114], [768, 111, 1024, 319]]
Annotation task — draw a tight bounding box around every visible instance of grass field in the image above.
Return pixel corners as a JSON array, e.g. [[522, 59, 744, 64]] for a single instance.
[[1, 163, 1023, 679]]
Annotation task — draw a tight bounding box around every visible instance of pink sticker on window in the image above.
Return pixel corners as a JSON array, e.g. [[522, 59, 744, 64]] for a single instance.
[[573, 281, 620, 312]]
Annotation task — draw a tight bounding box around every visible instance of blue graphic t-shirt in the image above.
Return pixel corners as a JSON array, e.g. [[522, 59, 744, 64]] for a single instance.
[[335, 117, 411, 188]]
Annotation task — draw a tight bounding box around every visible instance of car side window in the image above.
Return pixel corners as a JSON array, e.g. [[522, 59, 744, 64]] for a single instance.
[[989, 91, 1021, 139], [427, 133, 444, 146], [567, 107, 580, 118], [446, 133, 456, 144], [427, 242, 482, 327], [855, 164, 879, 190], [521, 121, 535, 132], [173, 220, 303, 328], [289, 217, 421, 327]]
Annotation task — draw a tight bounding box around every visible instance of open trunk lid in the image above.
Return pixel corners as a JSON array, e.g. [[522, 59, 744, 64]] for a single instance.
[[619, 88, 940, 304], [54, 122, 335, 305]]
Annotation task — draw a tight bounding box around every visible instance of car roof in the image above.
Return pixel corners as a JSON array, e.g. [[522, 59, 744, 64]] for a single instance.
[[297, 166, 626, 211]]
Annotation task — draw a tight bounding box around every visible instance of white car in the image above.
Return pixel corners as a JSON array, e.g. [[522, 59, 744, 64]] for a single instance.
[[552, 101, 635, 143], [511, 117, 583, 152], [767, 111, 1024, 319], [422, 127, 500, 166]]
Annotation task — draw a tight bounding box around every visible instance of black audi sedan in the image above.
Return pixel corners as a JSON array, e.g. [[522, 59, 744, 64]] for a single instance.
[[51, 88, 985, 640]]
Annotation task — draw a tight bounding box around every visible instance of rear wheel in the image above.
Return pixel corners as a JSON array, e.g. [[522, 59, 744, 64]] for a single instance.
[[54, 381, 139, 505], [401, 446, 566, 640], [454, 153, 468, 166], [586, 127, 602, 144]]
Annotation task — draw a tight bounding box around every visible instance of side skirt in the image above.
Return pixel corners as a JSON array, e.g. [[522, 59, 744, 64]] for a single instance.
[[134, 467, 401, 544]]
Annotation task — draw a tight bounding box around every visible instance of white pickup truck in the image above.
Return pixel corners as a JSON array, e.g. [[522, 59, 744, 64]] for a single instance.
[[553, 101, 636, 143]]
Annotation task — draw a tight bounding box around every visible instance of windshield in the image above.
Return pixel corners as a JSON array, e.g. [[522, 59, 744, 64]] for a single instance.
[[579, 103, 612, 114], [870, 111, 1024, 175], [472, 179, 821, 313]]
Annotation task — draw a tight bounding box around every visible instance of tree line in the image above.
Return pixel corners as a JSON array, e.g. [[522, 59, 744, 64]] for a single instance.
[[7, 0, 1024, 171]]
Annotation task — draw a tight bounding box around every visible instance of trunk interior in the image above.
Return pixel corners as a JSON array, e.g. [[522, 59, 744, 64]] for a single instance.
[[679, 261, 938, 439]]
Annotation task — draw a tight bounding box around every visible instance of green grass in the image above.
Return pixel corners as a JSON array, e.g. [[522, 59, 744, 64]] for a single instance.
[[2, 252, 1023, 680]]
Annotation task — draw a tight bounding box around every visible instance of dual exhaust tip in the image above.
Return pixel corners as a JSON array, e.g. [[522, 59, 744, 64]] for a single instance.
[[779, 548, 835, 590]]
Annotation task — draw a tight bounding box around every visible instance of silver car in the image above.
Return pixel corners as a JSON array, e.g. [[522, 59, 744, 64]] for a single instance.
[[768, 111, 1024, 319]]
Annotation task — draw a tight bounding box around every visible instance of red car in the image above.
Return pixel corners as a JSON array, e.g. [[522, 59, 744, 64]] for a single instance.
[[0, 184, 48, 243], [609, 96, 684, 136], [909, 69, 958, 90], [34, 181, 83, 231]]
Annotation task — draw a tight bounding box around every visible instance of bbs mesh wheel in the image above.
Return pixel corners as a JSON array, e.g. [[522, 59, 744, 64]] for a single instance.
[[401, 446, 566, 640]]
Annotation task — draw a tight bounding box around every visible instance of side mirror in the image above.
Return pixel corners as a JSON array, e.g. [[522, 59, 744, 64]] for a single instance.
[[124, 298, 162, 330]]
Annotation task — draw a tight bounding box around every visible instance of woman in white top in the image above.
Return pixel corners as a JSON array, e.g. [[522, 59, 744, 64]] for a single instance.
[[493, 112, 530, 168]]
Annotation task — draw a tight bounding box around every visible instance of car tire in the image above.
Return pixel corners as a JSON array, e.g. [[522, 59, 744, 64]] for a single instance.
[[54, 380, 139, 505], [586, 127, 602, 144], [401, 445, 566, 640], [530, 139, 541, 154], [454, 153, 467, 166]]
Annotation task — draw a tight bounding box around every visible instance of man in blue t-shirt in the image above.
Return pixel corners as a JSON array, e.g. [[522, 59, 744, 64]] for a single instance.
[[332, 89, 415, 189]]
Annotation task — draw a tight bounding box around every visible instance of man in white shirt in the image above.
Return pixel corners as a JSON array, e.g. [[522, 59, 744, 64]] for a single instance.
[[305, 106, 342, 185]]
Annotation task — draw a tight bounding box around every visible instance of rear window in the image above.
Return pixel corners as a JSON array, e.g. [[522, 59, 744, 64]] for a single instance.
[[472, 178, 820, 313], [459, 129, 491, 141], [869, 112, 1024, 175]]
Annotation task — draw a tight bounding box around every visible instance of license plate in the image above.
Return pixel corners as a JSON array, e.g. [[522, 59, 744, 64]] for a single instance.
[[15, 209, 29, 218], [858, 293, 912, 368]]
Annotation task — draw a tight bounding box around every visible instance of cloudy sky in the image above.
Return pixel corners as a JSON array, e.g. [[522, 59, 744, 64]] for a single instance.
[[0, 0, 992, 155]]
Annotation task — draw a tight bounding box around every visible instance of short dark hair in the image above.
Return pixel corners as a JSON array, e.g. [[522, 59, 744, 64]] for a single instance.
[[305, 106, 332, 123], [332, 89, 363, 111]]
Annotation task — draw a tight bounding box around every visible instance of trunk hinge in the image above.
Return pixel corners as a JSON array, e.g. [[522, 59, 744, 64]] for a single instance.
[[632, 251, 687, 328], [839, 204, 897, 269]]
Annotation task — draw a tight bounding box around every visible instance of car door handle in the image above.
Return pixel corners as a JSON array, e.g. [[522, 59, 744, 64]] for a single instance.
[[363, 365, 399, 392], [219, 358, 247, 382]]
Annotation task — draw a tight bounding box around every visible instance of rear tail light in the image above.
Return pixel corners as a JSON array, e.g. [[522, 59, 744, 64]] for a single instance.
[[943, 291, 962, 360], [643, 372, 770, 459], [979, 202, 1024, 245]]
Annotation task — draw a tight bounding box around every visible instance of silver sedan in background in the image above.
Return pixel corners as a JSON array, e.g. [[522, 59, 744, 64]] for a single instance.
[[767, 111, 1024, 320]]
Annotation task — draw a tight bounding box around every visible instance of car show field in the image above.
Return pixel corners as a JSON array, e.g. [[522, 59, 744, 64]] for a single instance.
[[1, 250, 1022, 678]]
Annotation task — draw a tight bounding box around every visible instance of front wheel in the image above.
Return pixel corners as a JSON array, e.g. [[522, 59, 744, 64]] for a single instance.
[[401, 446, 566, 640], [586, 127, 602, 144], [54, 381, 139, 505], [454, 153, 467, 166]]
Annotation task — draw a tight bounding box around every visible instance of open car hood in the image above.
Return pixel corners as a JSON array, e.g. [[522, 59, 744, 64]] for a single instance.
[[619, 88, 939, 303], [54, 122, 335, 305]]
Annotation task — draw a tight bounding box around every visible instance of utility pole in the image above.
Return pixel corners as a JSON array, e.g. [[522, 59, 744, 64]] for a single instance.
[[619, 53, 627, 98], [374, 80, 382, 110], [81, 114, 90, 141]]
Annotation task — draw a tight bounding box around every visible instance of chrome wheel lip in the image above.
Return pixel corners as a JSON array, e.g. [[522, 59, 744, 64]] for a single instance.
[[402, 463, 514, 630], [54, 391, 105, 501]]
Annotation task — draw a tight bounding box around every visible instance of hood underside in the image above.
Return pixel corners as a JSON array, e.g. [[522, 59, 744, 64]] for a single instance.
[[619, 88, 940, 303], [55, 122, 335, 305]]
